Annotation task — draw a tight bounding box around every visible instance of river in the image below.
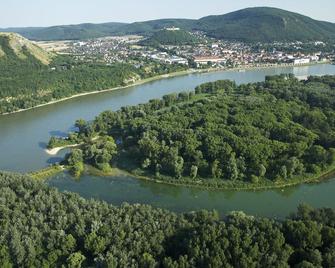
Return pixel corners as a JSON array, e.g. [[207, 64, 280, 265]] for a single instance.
[[1, 64, 335, 217]]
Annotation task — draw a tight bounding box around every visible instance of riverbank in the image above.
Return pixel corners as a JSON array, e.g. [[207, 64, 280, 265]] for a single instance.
[[128, 167, 335, 191], [37, 152, 335, 191], [1, 61, 329, 116], [67, 161, 335, 192]]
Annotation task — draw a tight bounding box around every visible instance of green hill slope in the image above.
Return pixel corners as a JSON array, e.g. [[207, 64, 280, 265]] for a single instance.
[[0, 32, 186, 114], [141, 29, 201, 46], [0, 32, 53, 64], [114, 19, 196, 36], [196, 7, 335, 42]]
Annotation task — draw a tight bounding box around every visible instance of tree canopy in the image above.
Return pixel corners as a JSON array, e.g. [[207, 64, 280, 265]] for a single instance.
[[1, 171, 335, 267], [61, 75, 335, 188]]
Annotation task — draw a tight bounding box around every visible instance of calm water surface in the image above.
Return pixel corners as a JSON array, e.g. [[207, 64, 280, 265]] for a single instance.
[[1, 64, 335, 217]]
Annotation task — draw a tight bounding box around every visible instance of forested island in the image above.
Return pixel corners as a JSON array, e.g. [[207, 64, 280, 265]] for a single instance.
[[1, 171, 335, 267], [49, 74, 335, 189]]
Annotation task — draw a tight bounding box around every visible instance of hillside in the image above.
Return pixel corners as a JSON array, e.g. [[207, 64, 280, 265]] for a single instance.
[[2, 7, 335, 42], [0, 32, 188, 114], [114, 18, 195, 36], [195, 7, 335, 42], [141, 29, 201, 46], [0, 32, 53, 64]]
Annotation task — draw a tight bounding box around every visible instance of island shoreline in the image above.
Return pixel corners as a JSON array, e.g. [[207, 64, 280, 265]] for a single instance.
[[1, 61, 328, 116], [103, 165, 335, 192], [36, 159, 335, 192]]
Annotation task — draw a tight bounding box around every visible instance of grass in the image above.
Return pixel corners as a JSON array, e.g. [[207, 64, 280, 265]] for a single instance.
[[47, 138, 76, 149], [27, 165, 64, 181]]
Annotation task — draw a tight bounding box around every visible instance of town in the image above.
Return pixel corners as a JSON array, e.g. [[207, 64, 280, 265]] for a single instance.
[[38, 28, 335, 70]]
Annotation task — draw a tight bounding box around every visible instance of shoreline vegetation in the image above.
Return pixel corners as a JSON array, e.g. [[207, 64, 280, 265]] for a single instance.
[[30, 162, 335, 191], [1, 61, 329, 116], [124, 164, 335, 191], [36, 138, 335, 191], [28, 165, 64, 180]]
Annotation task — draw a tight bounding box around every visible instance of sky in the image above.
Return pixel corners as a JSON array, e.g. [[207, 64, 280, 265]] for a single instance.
[[1, 0, 335, 28]]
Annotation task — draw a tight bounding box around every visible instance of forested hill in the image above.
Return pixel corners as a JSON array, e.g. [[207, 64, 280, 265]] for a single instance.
[[195, 7, 335, 42], [141, 29, 201, 46], [1, 171, 335, 267], [0, 32, 53, 64], [3, 7, 335, 42]]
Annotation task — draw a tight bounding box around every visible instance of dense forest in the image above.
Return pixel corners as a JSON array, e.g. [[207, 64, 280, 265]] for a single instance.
[[1, 171, 335, 267], [0, 35, 186, 114], [58, 75, 335, 188], [141, 29, 201, 46]]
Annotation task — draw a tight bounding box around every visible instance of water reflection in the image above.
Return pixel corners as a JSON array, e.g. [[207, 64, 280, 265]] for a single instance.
[[49, 130, 68, 137], [48, 171, 335, 218], [38, 141, 48, 149]]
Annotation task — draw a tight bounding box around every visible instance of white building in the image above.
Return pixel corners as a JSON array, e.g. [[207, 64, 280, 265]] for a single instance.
[[151, 53, 188, 65], [194, 56, 226, 65], [165, 27, 180, 31], [294, 58, 310, 65], [166, 56, 188, 65], [310, 55, 319, 62]]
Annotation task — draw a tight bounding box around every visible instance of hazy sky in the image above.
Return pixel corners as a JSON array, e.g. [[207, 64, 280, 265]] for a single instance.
[[1, 0, 335, 28]]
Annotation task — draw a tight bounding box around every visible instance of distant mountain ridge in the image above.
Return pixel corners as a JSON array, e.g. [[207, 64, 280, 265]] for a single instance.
[[1, 22, 127, 41], [2, 7, 335, 42]]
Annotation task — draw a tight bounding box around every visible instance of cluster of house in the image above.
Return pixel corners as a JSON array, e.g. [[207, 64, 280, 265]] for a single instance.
[[58, 33, 333, 69], [160, 40, 331, 67], [66, 36, 143, 64]]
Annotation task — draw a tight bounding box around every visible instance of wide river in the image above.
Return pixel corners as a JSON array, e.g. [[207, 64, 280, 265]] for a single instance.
[[1, 64, 335, 218]]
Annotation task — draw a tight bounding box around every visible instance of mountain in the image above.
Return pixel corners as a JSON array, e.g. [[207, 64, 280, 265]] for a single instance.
[[2, 7, 335, 42], [114, 19, 196, 36], [195, 7, 335, 42], [141, 29, 201, 46], [0, 32, 53, 64]]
